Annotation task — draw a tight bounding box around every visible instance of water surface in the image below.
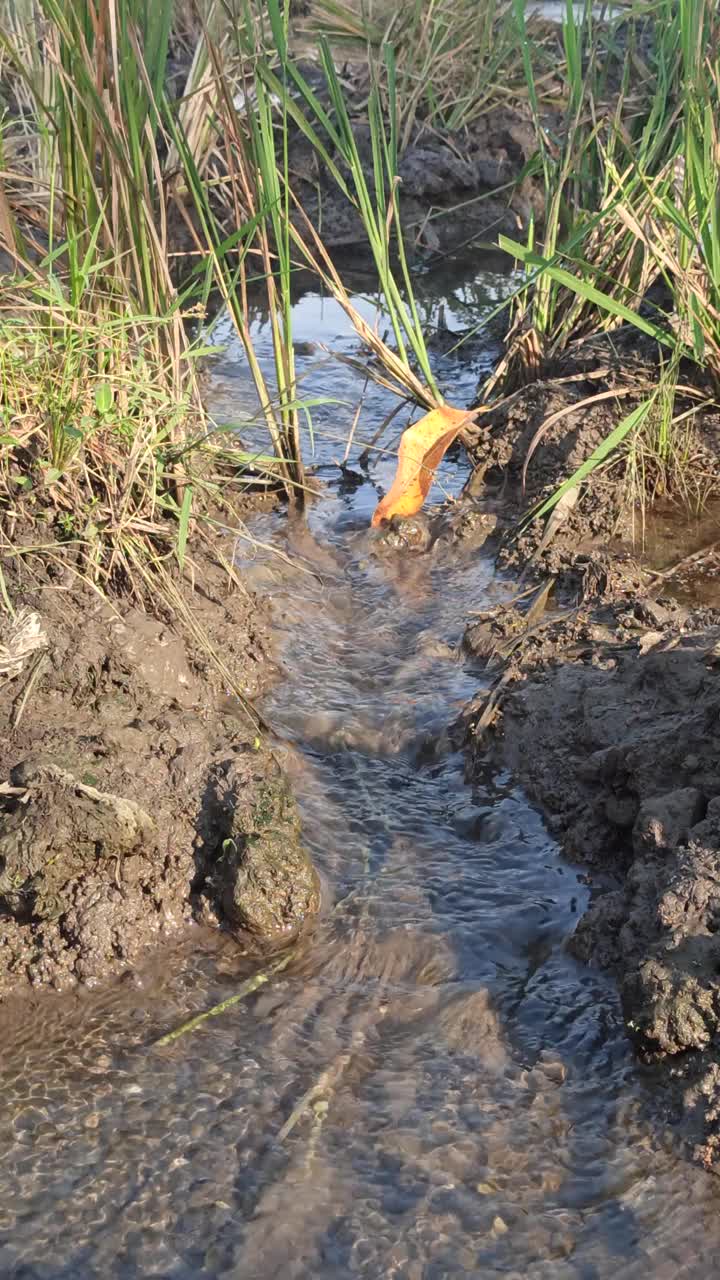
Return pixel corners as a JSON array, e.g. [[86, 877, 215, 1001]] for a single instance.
[[1, 268, 719, 1278]]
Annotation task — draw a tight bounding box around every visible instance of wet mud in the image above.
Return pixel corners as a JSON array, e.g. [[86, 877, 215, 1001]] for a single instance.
[[457, 331, 720, 1169], [0, 542, 319, 995]]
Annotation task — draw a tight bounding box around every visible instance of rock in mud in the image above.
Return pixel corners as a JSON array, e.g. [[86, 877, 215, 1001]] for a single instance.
[[207, 748, 320, 943], [633, 788, 706, 857], [398, 143, 477, 196], [374, 513, 433, 553]]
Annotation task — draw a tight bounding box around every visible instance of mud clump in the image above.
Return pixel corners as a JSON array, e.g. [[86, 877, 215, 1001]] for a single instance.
[[204, 754, 320, 943], [0, 761, 157, 916], [374, 513, 434, 553], [0, 550, 319, 995], [373, 509, 500, 559], [289, 100, 545, 258]]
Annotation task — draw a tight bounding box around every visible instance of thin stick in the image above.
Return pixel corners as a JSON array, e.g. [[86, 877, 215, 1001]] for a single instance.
[[645, 539, 720, 582], [343, 385, 368, 465], [357, 397, 410, 468], [153, 950, 295, 1048]]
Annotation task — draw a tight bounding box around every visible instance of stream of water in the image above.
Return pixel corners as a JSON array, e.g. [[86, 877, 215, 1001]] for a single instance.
[[1, 269, 720, 1278]]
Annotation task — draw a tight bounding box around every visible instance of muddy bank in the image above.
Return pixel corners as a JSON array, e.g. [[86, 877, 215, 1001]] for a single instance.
[[464, 326, 720, 567], [464, 595, 720, 1169], [0, 543, 319, 996], [288, 96, 545, 258], [164, 53, 547, 268], [455, 350, 720, 1167]]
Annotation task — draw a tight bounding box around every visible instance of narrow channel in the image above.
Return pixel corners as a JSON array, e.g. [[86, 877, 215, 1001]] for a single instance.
[[1, 271, 719, 1278]]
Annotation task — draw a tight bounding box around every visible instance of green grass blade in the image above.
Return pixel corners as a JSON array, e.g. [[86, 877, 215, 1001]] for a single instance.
[[176, 484, 193, 570], [532, 398, 655, 522]]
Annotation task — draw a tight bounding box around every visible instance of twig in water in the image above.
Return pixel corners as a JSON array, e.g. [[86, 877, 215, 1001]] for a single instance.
[[644, 539, 720, 582], [357, 398, 411, 469], [153, 950, 295, 1048], [343, 381, 369, 465]]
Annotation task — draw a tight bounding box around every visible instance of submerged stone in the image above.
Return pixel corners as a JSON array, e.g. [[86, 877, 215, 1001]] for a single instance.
[[375, 513, 433, 552], [207, 747, 320, 943]]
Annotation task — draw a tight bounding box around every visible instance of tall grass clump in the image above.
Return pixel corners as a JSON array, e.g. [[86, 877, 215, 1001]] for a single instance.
[[236, 0, 456, 414], [620, 0, 720, 383], [1, 1, 196, 576], [488, 0, 681, 393], [493, 0, 720, 514], [0, 0, 291, 719], [0, 265, 188, 574], [166, 1, 310, 499]]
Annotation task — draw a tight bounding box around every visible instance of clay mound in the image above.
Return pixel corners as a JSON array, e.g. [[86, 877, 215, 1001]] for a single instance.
[[0, 554, 319, 995]]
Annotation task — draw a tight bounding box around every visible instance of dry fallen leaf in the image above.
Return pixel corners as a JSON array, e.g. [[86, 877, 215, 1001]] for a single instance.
[[371, 404, 477, 527]]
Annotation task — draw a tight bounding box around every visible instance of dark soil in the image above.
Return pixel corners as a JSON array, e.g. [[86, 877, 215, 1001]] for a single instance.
[[289, 97, 545, 259], [454, 338, 720, 1169], [164, 49, 547, 270], [0, 539, 320, 997]]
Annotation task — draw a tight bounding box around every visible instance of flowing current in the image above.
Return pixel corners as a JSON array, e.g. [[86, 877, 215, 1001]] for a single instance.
[[1, 268, 720, 1278]]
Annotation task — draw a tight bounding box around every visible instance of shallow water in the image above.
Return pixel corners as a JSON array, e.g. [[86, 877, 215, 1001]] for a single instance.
[[2, 269, 720, 1278], [624, 499, 720, 608]]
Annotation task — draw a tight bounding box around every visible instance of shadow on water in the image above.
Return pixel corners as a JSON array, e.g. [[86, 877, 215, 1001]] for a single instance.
[[1, 260, 720, 1278]]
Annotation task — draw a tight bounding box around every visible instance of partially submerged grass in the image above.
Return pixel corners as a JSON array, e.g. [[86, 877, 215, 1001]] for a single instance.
[[2, 0, 720, 595], [168, 13, 308, 500], [241, 0, 450, 412]]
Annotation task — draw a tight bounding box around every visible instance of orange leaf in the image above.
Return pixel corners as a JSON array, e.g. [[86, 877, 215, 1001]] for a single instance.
[[371, 405, 476, 527]]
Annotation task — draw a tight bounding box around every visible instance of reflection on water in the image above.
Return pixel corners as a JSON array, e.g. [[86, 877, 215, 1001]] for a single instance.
[[1, 269, 720, 1278], [206, 264, 507, 476], [622, 499, 720, 609]]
